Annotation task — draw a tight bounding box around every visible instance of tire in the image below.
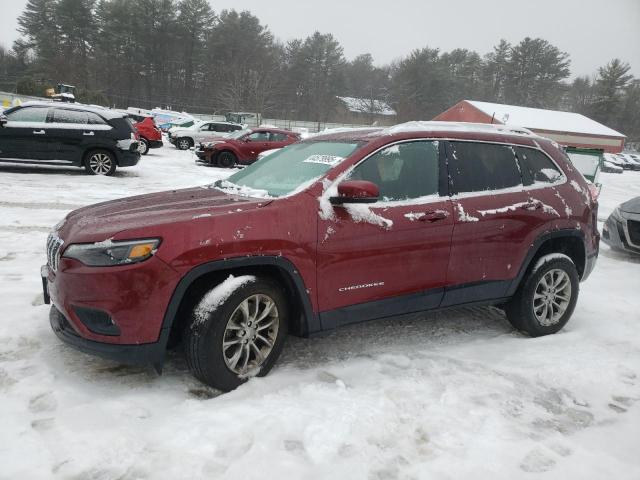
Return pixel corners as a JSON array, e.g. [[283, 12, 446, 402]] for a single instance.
[[184, 276, 289, 391], [218, 151, 237, 168], [505, 254, 579, 337], [138, 138, 149, 155], [176, 137, 193, 150], [84, 150, 117, 176]]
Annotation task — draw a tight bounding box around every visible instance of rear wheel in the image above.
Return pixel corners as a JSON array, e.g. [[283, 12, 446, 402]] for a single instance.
[[218, 151, 237, 168], [177, 137, 193, 150], [505, 254, 579, 336], [138, 138, 149, 155], [183, 276, 288, 391], [84, 150, 117, 176]]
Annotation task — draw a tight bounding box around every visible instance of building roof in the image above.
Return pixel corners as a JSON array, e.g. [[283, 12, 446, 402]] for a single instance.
[[466, 100, 625, 138], [337, 96, 397, 116]]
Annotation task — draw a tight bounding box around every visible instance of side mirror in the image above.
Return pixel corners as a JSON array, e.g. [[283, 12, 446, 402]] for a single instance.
[[330, 180, 379, 205], [0, 114, 7, 127]]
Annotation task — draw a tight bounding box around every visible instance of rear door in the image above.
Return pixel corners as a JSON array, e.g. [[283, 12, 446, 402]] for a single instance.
[[48, 108, 109, 161], [317, 140, 454, 327], [0, 106, 51, 159], [443, 140, 530, 305]]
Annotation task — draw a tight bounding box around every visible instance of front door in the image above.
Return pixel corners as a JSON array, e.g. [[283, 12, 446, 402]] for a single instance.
[[239, 130, 272, 160], [316, 140, 454, 328], [0, 106, 51, 160]]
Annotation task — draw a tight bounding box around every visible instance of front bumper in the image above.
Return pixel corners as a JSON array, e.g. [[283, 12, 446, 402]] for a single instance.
[[602, 213, 640, 255], [50, 305, 165, 366]]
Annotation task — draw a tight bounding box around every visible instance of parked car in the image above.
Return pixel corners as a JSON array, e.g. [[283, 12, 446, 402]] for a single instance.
[[602, 160, 623, 174], [195, 128, 300, 167], [614, 154, 640, 171], [43, 122, 599, 391], [603, 197, 640, 255], [619, 154, 640, 171], [127, 114, 163, 155], [604, 153, 625, 168], [0, 101, 139, 175], [169, 121, 243, 150], [164, 118, 196, 134]]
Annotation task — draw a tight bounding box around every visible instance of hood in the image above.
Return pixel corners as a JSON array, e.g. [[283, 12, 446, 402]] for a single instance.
[[57, 187, 271, 243], [620, 196, 640, 214]]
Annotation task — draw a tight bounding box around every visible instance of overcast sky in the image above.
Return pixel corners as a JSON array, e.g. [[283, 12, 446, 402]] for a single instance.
[[1, 0, 638, 77]]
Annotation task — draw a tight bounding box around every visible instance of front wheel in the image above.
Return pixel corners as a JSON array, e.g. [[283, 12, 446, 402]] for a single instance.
[[184, 276, 288, 391], [84, 150, 117, 176], [176, 137, 193, 150], [505, 254, 579, 337], [218, 151, 237, 168]]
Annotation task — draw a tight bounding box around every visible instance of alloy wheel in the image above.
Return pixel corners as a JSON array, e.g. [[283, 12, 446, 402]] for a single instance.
[[222, 294, 279, 375], [88, 153, 113, 175], [532, 268, 572, 326]]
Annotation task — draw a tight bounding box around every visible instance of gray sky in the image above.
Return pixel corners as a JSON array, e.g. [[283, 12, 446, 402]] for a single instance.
[[1, 0, 638, 77]]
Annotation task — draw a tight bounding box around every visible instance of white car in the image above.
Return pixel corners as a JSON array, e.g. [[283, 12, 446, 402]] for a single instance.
[[169, 121, 243, 150]]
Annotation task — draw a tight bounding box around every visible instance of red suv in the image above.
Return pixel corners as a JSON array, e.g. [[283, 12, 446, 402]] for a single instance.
[[195, 127, 300, 167], [128, 114, 163, 155], [43, 122, 599, 391]]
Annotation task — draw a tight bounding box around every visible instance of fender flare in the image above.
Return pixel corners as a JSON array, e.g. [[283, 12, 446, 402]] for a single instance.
[[506, 229, 587, 296], [155, 255, 319, 351]]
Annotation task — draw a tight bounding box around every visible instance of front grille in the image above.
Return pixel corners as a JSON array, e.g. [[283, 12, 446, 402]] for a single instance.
[[628, 220, 640, 246], [46, 233, 64, 272]]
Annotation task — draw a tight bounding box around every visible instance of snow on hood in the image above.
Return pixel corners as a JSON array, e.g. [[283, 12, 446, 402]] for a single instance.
[[57, 187, 269, 243], [620, 196, 640, 213]]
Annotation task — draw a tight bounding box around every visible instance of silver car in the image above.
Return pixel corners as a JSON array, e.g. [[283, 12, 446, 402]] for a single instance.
[[603, 197, 640, 254], [169, 121, 243, 150]]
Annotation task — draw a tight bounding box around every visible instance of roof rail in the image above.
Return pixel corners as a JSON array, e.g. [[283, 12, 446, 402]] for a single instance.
[[383, 121, 537, 137]]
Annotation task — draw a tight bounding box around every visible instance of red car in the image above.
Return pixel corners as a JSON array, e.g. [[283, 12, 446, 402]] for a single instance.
[[129, 115, 163, 155], [195, 127, 300, 167], [43, 123, 599, 391]]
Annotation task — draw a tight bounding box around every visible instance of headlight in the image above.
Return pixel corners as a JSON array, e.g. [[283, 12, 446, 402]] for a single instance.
[[203, 141, 223, 148], [611, 207, 624, 222], [63, 238, 160, 267]]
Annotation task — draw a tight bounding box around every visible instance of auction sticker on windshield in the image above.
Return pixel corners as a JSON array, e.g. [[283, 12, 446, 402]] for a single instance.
[[303, 155, 344, 166]]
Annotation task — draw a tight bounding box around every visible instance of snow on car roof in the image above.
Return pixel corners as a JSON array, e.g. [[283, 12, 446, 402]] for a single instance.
[[466, 100, 625, 138], [17, 101, 126, 120]]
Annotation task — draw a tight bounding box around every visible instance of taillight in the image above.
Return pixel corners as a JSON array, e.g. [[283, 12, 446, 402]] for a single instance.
[[131, 132, 140, 140]]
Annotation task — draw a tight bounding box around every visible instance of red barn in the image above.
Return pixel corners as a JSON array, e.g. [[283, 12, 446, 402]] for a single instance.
[[434, 100, 626, 153]]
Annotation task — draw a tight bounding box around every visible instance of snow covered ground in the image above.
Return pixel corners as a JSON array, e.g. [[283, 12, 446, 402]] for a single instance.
[[0, 144, 639, 479]]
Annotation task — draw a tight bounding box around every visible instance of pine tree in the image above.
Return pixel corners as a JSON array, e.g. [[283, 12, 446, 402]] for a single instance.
[[591, 59, 633, 127]]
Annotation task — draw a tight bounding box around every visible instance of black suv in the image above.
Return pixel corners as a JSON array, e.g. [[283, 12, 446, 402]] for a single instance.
[[0, 102, 140, 176]]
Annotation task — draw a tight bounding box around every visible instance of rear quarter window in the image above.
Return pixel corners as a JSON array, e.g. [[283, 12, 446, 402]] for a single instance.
[[448, 141, 522, 194], [516, 147, 563, 186]]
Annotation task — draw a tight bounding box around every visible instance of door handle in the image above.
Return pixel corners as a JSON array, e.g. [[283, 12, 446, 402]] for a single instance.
[[83, 131, 95, 136], [33, 130, 46, 135], [419, 210, 449, 222]]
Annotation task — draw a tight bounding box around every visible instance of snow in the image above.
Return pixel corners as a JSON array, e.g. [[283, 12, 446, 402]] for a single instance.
[[194, 275, 256, 324], [337, 96, 397, 116], [384, 121, 537, 138], [343, 203, 393, 229], [531, 253, 573, 274], [466, 100, 626, 138], [456, 202, 479, 222], [0, 143, 639, 478]]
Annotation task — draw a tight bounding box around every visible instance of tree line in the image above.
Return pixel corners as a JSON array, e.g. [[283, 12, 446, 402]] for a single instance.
[[0, 0, 638, 143]]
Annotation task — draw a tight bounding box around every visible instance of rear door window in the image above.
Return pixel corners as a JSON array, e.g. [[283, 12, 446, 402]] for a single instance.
[[516, 147, 563, 186], [52, 109, 90, 124], [448, 141, 522, 194]]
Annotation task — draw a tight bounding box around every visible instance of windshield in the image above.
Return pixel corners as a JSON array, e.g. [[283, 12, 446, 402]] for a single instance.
[[227, 128, 252, 140], [215, 141, 361, 197]]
